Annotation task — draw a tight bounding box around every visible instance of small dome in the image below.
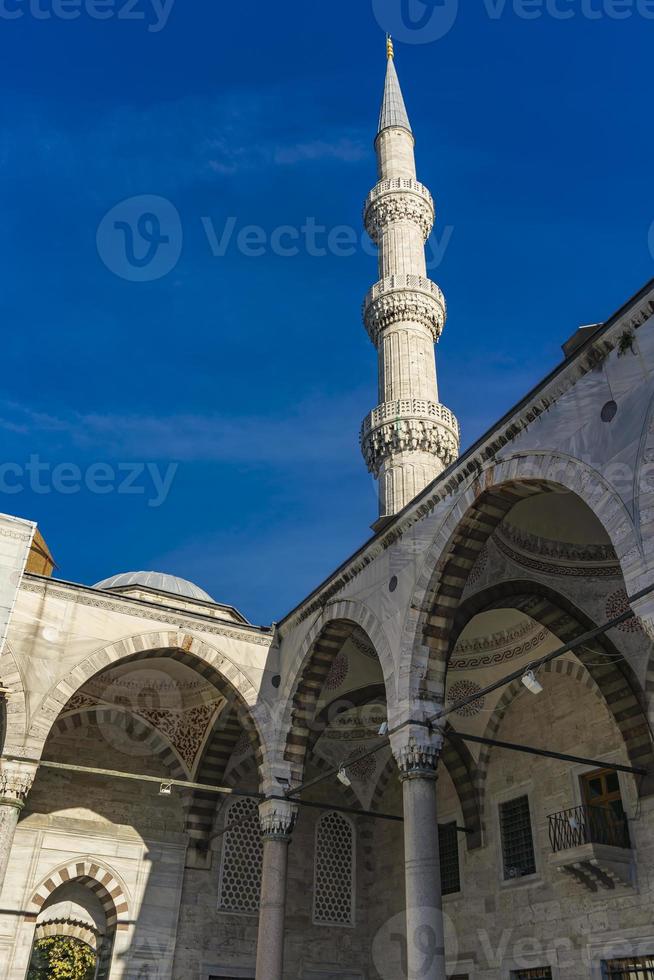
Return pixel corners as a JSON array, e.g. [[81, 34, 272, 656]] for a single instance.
[[93, 571, 214, 603]]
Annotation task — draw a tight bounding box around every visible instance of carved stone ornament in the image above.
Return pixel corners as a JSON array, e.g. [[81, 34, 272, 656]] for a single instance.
[[392, 735, 442, 780], [0, 761, 37, 808], [361, 415, 460, 476], [364, 183, 435, 243], [364, 286, 446, 345], [258, 799, 298, 841]]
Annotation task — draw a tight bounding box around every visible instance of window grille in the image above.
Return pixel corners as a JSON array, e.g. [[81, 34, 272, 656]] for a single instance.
[[313, 811, 355, 926], [217, 796, 262, 914], [511, 970, 552, 979], [500, 795, 536, 880], [439, 822, 460, 895], [604, 958, 654, 978]]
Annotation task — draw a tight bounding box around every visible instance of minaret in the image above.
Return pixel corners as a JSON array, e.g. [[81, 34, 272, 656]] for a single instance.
[[360, 38, 459, 525]]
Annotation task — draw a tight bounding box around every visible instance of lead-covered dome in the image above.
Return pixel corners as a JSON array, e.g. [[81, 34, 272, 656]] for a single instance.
[[93, 571, 213, 603]]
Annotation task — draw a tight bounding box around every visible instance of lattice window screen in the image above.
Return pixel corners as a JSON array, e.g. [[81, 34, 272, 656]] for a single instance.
[[218, 796, 262, 914], [313, 811, 355, 926]]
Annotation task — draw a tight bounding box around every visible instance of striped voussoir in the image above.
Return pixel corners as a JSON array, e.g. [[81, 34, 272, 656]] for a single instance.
[[441, 727, 482, 849], [283, 620, 359, 781], [185, 704, 260, 843], [35, 919, 101, 951], [453, 581, 654, 800], [29, 861, 129, 929], [55, 707, 187, 779], [419, 482, 550, 700]]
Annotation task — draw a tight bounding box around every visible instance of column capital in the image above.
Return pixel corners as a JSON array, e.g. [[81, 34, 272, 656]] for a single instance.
[[258, 798, 298, 842], [390, 724, 443, 781], [0, 759, 37, 809]]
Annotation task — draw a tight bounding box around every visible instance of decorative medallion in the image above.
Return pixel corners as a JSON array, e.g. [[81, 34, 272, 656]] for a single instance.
[[447, 680, 485, 718], [324, 653, 349, 691], [605, 588, 642, 633]]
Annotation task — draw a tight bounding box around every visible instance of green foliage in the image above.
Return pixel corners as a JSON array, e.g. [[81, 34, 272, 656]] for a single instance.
[[27, 936, 96, 980]]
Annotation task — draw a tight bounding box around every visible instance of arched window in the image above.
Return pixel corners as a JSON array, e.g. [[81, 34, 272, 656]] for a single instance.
[[313, 811, 355, 926], [217, 796, 262, 914]]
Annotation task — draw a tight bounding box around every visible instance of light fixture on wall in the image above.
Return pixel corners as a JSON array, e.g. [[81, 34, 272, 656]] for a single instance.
[[378, 721, 389, 737], [521, 668, 543, 695], [336, 766, 352, 788], [159, 780, 173, 796]]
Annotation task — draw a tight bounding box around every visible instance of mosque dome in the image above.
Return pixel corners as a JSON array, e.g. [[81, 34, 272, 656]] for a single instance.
[[93, 571, 214, 603]]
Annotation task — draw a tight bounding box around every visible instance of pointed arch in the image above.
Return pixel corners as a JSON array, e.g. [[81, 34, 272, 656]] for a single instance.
[[280, 602, 396, 784], [28, 632, 267, 777], [451, 581, 654, 797], [28, 859, 130, 929], [400, 453, 643, 706]]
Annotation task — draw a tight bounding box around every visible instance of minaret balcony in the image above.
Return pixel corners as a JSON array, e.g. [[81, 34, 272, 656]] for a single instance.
[[363, 274, 446, 345], [360, 399, 460, 477], [364, 178, 435, 243]]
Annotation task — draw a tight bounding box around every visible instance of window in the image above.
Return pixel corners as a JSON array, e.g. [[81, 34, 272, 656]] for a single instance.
[[604, 958, 654, 978], [217, 797, 262, 914], [581, 768, 630, 845], [439, 822, 460, 895], [499, 795, 536, 880], [511, 970, 552, 980], [313, 811, 355, 926]]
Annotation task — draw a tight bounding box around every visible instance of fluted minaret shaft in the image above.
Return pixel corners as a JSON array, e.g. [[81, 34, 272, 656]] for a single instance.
[[360, 43, 459, 523]]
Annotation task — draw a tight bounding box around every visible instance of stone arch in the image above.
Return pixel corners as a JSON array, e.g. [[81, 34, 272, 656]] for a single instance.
[[28, 631, 267, 775], [34, 918, 100, 951], [186, 703, 260, 845], [0, 640, 28, 752], [451, 581, 654, 798], [28, 859, 129, 930], [280, 602, 396, 784], [400, 453, 642, 706]]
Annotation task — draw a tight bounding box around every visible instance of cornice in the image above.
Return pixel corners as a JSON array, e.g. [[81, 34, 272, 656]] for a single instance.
[[19, 576, 273, 647]]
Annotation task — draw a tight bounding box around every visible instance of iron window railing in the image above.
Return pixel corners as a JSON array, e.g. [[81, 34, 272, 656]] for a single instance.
[[439, 821, 460, 896], [500, 795, 536, 880], [511, 970, 552, 980], [548, 804, 630, 853], [603, 957, 654, 978]]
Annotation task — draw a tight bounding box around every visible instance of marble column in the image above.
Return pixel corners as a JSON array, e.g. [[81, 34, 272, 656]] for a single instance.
[[0, 759, 36, 895], [255, 798, 297, 980], [392, 730, 446, 980]]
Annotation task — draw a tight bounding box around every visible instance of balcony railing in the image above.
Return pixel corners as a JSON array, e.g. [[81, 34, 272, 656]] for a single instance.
[[548, 804, 630, 853]]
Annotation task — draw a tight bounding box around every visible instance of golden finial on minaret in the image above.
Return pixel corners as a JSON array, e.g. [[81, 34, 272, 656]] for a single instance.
[[386, 34, 394, 60]]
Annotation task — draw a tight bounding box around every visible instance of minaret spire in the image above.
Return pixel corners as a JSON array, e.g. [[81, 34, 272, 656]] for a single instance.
[[360, 44, 459, 526]]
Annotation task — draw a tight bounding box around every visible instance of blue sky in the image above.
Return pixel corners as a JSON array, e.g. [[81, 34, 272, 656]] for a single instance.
[[1, 1, 653, 623]]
